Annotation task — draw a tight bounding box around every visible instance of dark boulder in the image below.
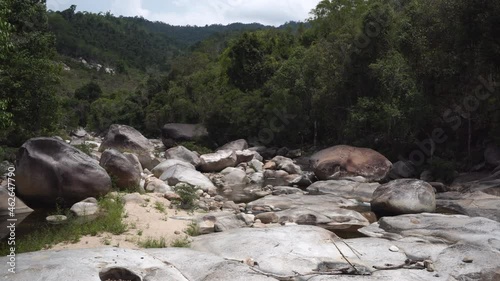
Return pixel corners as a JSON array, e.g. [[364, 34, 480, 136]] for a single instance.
[[16, 138, 111, 207]]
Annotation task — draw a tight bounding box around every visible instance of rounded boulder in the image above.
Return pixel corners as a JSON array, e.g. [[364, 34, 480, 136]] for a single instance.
[[16, 138, 112, 207]]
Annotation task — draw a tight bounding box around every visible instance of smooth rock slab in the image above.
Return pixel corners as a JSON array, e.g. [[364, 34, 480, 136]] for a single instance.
[[191, 225, 372, 276], [359, 213, 500, 250], [307, 180, 380, 202], [146, 248, 274, 281], [0, 248, 188, 281], [437, 191, 500, 222], [275, 206, 370, 230], [246, 193, 360, 213]]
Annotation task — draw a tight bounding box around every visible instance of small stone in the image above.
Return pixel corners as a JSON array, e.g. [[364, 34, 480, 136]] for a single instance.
[[198, 220, 215, 234], [174, 230, 181, 235], [164, 192, 181, 201], [462, 257, 474, 263], [389, 246, 399, 252], [255, 212, 279, 224], [263, 161, 277, 170], [46, 215, 68, 224], [424, 260, 435, 272]]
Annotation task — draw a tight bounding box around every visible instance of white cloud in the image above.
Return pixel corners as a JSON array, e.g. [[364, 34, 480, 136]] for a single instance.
[[111, 0, 151, 18], [110, 0, 320, 26], [47, 0, 320, 26]]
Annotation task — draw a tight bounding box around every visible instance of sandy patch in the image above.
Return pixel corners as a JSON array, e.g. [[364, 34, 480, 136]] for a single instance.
[[50, 193, 199, 251]]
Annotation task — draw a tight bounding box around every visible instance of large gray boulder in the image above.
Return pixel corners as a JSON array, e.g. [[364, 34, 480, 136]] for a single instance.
[[100, 149, 141, 191], [99, 124, 155, 170], [217, 139, 248, 152], [220, 167, 249, 186], [371, 179, 436, 215], [310, 145, 392, 181], [199, 150, 237, 172], [161, 123, 208, 148], [164, 146, 201, 167], [152, 159, 195, 178], [271, 156, 302, 175], [160, 164, 216, 194], [16, 138, 111, 206]]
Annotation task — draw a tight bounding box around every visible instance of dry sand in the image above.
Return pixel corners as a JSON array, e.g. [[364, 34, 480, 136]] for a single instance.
[[50, 193, 199, 251]]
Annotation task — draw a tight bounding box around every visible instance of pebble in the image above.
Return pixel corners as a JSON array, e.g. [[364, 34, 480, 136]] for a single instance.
[[462, 257, 474, 263], [46, 215, 68, 224], [389, 245, 400, 252]]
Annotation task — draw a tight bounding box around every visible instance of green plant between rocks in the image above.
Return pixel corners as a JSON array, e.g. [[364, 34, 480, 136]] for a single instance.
[[72, 142, 96, 156], [184, 221, 200, 237], [154, 201, 167, 213], [139, 237, 166, 248], [172, 183, 200, 210], [178, 141, 213, 155], [0, 194, 127, 255], [170, 236, 191, 248]]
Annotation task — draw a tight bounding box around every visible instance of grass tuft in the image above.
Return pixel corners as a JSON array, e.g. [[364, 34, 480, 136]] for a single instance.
[[139, 237, 166, 248], [184, 221, 200, 237]]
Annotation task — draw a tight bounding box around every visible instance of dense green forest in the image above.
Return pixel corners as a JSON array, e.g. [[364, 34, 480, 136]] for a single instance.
[[1, 0, 500, 169], [47, 5, 279, 70]]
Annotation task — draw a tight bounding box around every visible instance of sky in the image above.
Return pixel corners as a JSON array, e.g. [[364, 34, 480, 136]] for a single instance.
[[46, 0, 322, 26]]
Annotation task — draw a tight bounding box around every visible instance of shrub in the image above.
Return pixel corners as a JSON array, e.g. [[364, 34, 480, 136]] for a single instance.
[[170, 237, 191, 248], [139, 237, 166, 248], [172, 183, 199, 210]]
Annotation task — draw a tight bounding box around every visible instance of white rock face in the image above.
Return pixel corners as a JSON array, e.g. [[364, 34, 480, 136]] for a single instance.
[[152, 159, 196, 178], [164, 146, 201, 167], [160, 164, 216, 195], [199, 150, 237, 172]]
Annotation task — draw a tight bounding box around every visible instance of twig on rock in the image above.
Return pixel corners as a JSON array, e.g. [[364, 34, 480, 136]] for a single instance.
[[373, 259, 427, 271], [330, 238, 361, 274]]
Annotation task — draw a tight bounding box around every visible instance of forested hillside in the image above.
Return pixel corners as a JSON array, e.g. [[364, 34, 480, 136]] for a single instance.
[[47, 5, 273, 70], [1, 0, 500, 170]]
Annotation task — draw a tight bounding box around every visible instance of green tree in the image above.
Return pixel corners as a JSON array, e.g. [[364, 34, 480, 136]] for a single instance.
[[225, 32, 273, 92], [0, 0, 60, 144]]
